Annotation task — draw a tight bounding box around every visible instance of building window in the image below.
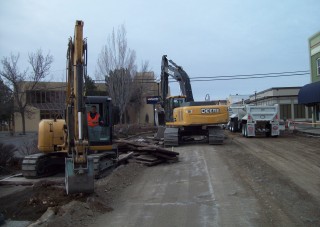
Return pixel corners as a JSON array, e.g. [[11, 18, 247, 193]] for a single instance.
[[280, 104, 291, 120], [294, 104, 305, 119], [308, 106, 312, 119], [317, 58, 320, 76], [26, 90, 66, 104], [40, 110, 64, 120]]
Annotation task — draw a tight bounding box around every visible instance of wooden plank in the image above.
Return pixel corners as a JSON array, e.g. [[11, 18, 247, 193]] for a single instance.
[[135, 155, 159, 162], [118, 152, 134, 164], [136, 159, 165, 167], [115, 140, 179, 156], [152, 152, 179, 160]]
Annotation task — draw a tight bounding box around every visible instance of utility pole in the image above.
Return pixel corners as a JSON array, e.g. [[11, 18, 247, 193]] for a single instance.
[[254, 90, 257, 104]]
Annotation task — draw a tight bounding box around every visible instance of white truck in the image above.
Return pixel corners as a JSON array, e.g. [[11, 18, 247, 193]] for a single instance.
[[229, 104, 280, 137], [228, 104, 246, 132]]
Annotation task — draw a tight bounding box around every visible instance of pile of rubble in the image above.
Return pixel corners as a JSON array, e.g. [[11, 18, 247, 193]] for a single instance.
[[116, 138, 179, 166]]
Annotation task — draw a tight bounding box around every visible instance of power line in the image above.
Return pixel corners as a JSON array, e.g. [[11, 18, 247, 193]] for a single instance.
[[4, 69, 309, 94], [88, 70, 311, 83], [184, 72, 309, 82], [167, 72, 309, 83], [188, 70, 309, 79]]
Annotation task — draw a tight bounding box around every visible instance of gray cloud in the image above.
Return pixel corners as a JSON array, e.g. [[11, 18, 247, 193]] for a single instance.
[[0, 0, 319, 100]]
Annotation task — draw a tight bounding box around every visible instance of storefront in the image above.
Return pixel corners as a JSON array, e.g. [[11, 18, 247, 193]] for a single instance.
[[298, 81, 320, 122]]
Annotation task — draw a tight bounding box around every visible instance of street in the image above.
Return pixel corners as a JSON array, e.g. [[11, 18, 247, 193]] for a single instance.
[[1, 132, 319, 226], [92, 132, 320, 227]]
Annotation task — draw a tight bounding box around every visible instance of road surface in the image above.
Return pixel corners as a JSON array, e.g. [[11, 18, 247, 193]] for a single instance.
[[1, 132, 319, 226], [93, 133, 320, 227]]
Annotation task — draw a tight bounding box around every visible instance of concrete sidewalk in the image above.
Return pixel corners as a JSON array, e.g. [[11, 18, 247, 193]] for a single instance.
[[0, 132, 37, 143], [294, 125, 320, 136]]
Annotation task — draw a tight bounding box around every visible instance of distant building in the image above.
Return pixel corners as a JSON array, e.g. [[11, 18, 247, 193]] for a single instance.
[[246, 87, 312, 121], [228, 94, 250, 105], [128, 72, 159, 125], [14, 81, 66, 133], [309, 31, 320, 83], [298, 31, 320, 123], [14, 74, 158, 133]]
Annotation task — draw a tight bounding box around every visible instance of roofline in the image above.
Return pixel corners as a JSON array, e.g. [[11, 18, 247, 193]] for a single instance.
[[309, 31, 320, 41], [252, 86, 302, 97], [245, 95, 299, 103]]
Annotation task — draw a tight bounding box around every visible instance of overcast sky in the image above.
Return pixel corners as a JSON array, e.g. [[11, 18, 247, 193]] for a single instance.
[[1, 0, 319, 100]]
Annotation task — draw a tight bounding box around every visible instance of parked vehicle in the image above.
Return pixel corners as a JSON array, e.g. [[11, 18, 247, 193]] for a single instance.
[[228, 104, 246, 132], [229, 104, 280, 137]]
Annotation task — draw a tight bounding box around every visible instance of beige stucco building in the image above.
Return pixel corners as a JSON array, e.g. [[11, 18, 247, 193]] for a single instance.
[[14, 74, 158, 133]]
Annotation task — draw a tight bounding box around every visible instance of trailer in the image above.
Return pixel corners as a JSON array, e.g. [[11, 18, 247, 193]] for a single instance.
[[242, 104, 280, 137], [228, 104, 246, 132]]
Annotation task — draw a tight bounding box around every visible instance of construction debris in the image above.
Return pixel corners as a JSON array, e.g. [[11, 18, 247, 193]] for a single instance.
[[115, 139, 179, 166]]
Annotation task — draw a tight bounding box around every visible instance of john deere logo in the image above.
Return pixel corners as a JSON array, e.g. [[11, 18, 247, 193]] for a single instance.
[[201, 108, 220, 114]]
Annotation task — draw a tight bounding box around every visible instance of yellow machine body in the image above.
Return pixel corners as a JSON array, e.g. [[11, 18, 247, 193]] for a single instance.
[[167, 105, 229, 127], [38, 119, 66, 153], [37, 119, 114, 153]]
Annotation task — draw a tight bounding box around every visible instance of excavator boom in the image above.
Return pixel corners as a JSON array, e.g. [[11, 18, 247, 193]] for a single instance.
[[65, 20, 94, 194], [160, 55, 194, 103]]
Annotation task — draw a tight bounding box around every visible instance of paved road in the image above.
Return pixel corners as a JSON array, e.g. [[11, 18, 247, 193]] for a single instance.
[[94, 144, 261, 226], [2, 132, 318, 226], [93, 133, 320, 227]]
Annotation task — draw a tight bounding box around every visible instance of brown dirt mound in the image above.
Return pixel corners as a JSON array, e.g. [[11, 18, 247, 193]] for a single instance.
[[0, 184, 86, 221], [0, 162, 146, 224]]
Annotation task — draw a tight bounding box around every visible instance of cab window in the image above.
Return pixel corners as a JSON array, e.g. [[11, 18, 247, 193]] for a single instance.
[[86, 103, 110, 143]]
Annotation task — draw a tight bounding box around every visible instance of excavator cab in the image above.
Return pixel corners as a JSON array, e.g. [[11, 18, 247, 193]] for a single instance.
[[85, 96, 113, 145], [165, 96, 186, 122]]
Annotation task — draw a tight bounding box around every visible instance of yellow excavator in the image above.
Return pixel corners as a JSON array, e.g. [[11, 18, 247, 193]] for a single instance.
[[157, 55, 229, 146], [22, 21, 118, 194]]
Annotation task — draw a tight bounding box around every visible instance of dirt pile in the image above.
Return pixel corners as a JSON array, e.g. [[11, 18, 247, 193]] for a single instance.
[[0, 183, 86, 221], [31, 162, 144, 226], [6, 162, 146, 226], [30, 199, 111, 227]]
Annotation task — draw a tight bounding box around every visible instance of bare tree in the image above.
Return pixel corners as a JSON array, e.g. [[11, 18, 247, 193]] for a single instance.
[[0, 142, 17, 169], [19, 139, 39, 156], [131, 61, 153, 123], [0, 78, 14, 130], [96, 25, 136, 124], [0, 50, 53, 134], [28, 49, 53, 80]]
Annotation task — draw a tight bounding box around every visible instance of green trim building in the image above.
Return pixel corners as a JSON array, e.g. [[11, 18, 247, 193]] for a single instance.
[[298, 31, 320, 124], [309, 31, 320, 83]]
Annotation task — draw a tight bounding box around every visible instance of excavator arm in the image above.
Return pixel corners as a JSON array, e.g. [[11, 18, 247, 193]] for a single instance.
[[65, 20, 94, 194], [160, 55, 194, 103]]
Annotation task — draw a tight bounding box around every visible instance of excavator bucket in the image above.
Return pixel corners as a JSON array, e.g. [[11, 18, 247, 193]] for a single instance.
[[65, 157, 94, 194]]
